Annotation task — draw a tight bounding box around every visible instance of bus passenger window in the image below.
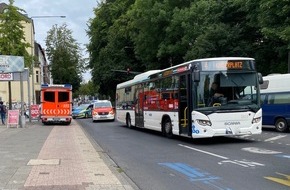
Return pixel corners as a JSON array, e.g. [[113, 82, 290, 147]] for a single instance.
[[162, 93, 170, 100]]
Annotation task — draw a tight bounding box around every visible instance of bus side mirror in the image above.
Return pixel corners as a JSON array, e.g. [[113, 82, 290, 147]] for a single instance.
[[258, 73, 263, 84], [193, 70, 200, 82]]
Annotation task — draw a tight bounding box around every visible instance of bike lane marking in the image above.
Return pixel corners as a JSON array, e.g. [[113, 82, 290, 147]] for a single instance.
[[159, 162, 232, 190]]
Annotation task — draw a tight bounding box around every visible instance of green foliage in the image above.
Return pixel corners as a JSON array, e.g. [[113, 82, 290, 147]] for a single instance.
[[87, 0, 290, 100], [0, 0, 32, 68], [87, 0, 135, 99], [45, 24, 84, 92], [76, 81, 98, 98]]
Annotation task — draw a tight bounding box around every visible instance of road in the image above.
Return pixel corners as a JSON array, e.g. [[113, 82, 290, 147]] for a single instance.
[[78, 118, 290, 190]]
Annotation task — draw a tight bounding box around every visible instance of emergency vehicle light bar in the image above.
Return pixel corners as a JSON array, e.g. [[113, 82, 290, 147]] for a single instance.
[[41, 84, 72, 88]]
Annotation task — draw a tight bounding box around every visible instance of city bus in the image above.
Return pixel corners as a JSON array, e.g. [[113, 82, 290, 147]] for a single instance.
[[116, 57, 263, 138], [260, 74, 290, 132]]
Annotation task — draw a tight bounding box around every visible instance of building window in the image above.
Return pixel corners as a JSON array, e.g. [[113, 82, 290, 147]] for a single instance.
[[36, 71, 39, 83]]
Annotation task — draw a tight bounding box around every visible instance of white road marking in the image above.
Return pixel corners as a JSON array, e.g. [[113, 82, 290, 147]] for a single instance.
[[179, 144, 266, 169], [218, 160, 264, 167], [264, 135, 287, 142], [178, 144, 228, 159], [242, 147, 281, 154]]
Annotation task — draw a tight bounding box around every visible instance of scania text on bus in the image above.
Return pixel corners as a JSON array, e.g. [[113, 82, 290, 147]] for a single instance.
[[116, 57, 263, 138]]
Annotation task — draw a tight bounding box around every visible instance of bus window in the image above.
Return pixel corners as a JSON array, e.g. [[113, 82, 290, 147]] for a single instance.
[[149, 82, 155, 90]]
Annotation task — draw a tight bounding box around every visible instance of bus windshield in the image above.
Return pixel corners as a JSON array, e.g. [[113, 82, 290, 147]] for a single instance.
[[196, 71, 259, 113]]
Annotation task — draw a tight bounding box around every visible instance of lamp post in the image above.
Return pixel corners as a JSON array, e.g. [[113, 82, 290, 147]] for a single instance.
[[29, 15, 66, 105]]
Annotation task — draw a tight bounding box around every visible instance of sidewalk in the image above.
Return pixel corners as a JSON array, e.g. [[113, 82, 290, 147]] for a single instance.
[[0, 120, 137, 190]]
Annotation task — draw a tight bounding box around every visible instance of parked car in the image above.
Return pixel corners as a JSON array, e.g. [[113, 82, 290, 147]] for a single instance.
[[72, 104, 93, 119], [92, 100, 115, 122]]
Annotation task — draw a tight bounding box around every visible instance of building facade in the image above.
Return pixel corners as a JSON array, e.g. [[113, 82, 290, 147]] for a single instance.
[[0, 3, 50, 106]]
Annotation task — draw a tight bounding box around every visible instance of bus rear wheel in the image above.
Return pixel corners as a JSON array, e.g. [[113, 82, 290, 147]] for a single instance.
[[163, 118, 173, 138], [126, 114, 133, 128], [275, 118, 289, 132]]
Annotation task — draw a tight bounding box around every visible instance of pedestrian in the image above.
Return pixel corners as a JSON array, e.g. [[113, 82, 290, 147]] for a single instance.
[[0, 101, 7, 125]]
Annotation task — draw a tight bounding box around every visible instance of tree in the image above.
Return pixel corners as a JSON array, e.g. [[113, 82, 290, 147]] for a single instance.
[[45, 23, 84, 92], [76, 80, 98, 98], [257, 0, 290, 73], [87, 0, 135, 99], [0, 0, 32, 109], [87, 0, 289, 99]]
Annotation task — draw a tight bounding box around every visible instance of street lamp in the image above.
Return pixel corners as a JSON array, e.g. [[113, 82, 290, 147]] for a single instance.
[[29, 15, 66, 105]]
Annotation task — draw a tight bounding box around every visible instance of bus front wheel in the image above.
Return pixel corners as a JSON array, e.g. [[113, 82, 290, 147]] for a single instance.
[[275, 118, 289, 132]]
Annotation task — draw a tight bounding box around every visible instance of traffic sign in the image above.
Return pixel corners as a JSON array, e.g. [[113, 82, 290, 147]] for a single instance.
[[30, 105, 40, 119]]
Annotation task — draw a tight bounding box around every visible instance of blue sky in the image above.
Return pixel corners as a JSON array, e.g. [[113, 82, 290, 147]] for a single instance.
[[2, 0, 98, 81]]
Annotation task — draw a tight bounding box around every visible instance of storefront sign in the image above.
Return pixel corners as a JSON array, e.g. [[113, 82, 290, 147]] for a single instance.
[[0, 55, 24, 73], [7, 110, 20, 127], [0, 73, 13, 81]]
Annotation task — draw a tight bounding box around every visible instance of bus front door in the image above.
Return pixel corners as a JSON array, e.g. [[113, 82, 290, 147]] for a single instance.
[[179, 74, 192, 136], [134, 85, 144, 128]]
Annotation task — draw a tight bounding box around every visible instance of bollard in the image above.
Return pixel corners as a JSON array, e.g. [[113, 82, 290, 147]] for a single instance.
[[20, 115, 26, 128]]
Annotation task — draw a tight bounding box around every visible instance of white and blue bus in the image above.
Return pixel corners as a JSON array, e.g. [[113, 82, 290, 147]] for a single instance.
[[116, 57, 263, 138], [260, 74, 290, 132]]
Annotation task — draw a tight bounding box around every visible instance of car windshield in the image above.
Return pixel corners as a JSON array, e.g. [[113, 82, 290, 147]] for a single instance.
[[77, 104, 90, 109], [94, 102, 111, 108]]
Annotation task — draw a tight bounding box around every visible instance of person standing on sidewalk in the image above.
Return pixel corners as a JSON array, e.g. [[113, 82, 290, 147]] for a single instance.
[[0, 101, 7, 125]]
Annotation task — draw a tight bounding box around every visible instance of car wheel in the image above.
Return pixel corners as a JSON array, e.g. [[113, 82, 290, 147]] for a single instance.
[[275, 118, 289, 132]]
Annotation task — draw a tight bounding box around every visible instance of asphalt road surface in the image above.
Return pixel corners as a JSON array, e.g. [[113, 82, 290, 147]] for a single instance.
[[77, 118, 290, 190]]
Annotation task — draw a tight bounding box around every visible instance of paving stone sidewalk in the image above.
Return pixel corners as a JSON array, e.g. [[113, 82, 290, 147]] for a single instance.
[[0, 120, 137, 190]]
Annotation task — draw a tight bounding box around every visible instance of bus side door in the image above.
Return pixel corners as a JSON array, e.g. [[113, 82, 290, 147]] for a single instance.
[[134, 84, 144, 128], [178, 74, 192, 136]]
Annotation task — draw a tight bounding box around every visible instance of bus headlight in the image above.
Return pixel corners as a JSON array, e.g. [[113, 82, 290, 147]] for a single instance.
[[196, 119, 212, 126], [252, 117, 261, 124]]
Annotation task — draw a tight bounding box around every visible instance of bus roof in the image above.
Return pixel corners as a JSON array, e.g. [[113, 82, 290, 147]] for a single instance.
[[116, 57, 255, 89], [261, 73, 290, 93], [159, 57, 255, 72], [116, 70, 161, 89]]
